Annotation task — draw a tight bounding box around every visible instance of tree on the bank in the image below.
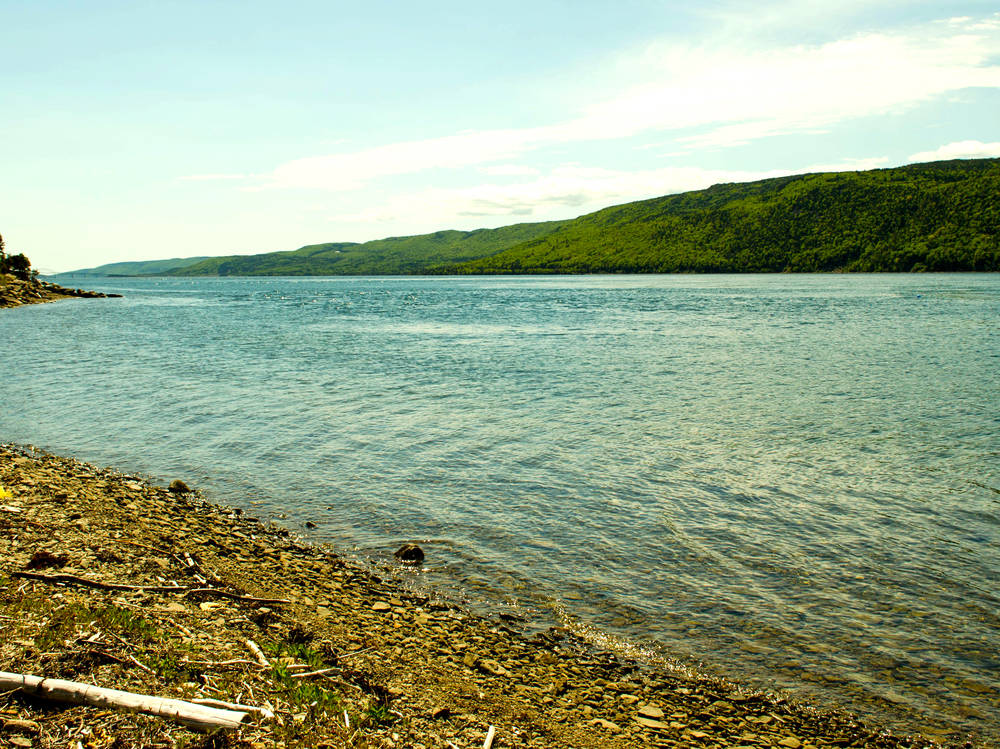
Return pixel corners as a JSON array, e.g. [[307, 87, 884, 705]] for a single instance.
[[0, 232, 36, 281]]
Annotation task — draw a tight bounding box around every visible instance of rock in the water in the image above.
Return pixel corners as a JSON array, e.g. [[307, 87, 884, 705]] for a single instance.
[[394, 543, 424, 564], [168, 479, 191, 494]]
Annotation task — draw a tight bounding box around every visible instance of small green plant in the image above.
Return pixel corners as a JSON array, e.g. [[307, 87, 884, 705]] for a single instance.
[[288, 679, 343, 713], [144, 650, 192, 683], [91, 604, 157, 640], [364, 701, 395, 726]]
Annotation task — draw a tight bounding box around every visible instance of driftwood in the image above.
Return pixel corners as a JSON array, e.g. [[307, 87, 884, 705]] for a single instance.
[[245, 639, 270, 668], [1, 718, 39, 733], [0, 671, 249, 731], [182, 657, 267, 669], [483, 725, 496, 749], [192, 697, 275, 720], [11, 572, 288, 605], [10, 571, 186, 593], [289, 667, 338, 679]]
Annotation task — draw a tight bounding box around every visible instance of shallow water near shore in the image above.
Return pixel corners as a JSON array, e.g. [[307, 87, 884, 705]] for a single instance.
[[4, 273, 999, 743]]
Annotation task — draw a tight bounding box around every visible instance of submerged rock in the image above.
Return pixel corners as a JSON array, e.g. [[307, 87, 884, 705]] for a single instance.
[[394, 543, 424, 564]]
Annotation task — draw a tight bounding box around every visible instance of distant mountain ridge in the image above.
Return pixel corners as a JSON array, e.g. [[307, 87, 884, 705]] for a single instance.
[[62, 222, 568, 277], [169, 220, 570, 276], [64, 158, 1000, 277], [61, 256, 212, 277]]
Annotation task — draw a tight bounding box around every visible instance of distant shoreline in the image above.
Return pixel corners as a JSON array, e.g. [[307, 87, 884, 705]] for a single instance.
[[49, 268, 1000, 281]]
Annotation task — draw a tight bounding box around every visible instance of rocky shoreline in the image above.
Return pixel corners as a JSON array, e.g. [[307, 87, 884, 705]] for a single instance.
[[0, 443, 967, 748], [0, 273, 119, 308]]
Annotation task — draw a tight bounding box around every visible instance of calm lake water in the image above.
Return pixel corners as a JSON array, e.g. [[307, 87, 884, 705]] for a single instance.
[[3, 274, 998, 742]]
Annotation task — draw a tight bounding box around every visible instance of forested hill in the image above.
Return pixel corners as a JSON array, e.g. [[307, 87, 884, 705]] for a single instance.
[[61, 158, 1000, 277], [168, 220, 570, 276], [449, 158, 1000, 274], [62, 256, 212, 277]]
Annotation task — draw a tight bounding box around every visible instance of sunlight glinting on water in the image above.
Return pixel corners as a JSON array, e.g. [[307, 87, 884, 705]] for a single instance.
[[2, 273, 998, 743]]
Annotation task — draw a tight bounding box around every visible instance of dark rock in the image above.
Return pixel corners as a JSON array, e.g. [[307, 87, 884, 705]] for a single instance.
[[305, 521, 317, 529], [394, 543, 424, 564], [26, 549, 69, 570], [168, 479, 191, 493]]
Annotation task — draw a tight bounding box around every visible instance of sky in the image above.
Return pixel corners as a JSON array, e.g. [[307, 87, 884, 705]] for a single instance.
[[2, 1, 999, 273]]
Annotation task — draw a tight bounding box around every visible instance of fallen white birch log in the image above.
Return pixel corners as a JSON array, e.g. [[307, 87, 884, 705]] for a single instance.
[[0, 672, 249, 731], [191, 697, 275, 720]]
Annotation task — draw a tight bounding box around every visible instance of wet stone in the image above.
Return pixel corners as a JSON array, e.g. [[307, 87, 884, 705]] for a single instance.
[[394, 543, 424, 564]]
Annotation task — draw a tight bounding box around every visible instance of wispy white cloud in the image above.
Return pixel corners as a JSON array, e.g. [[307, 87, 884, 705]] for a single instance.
[[908, 140, 1000, 162], [260, 129, 550, 191], [583, 18, 1000, 151], [242, 15, 999, 192], [329, 157, 893, 229], [179, 173, 255, 181], [798, 157, 891, 173], [479, 165, 542, 177]]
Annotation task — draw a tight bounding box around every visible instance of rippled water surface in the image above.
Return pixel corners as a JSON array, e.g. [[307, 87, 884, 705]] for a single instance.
[[3, 274, 998, 742]]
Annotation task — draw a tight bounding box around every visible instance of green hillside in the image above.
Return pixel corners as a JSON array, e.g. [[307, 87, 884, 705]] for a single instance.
[[61, 158, 1000, 277], [449, 159, 1000, 274], [61, 256, 213, 277], [170, 220, 570, 276]]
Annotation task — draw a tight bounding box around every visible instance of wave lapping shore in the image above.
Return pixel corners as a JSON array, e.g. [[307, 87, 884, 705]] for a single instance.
[[0, 444, 952, 748]]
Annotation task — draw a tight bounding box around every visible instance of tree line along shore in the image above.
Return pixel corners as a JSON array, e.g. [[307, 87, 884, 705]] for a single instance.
[[69, 158, 1000, 278], [0, 234, 118, 308]]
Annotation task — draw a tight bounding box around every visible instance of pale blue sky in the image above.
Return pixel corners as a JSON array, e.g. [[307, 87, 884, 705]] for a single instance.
[[2, 0, 998, 272]]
